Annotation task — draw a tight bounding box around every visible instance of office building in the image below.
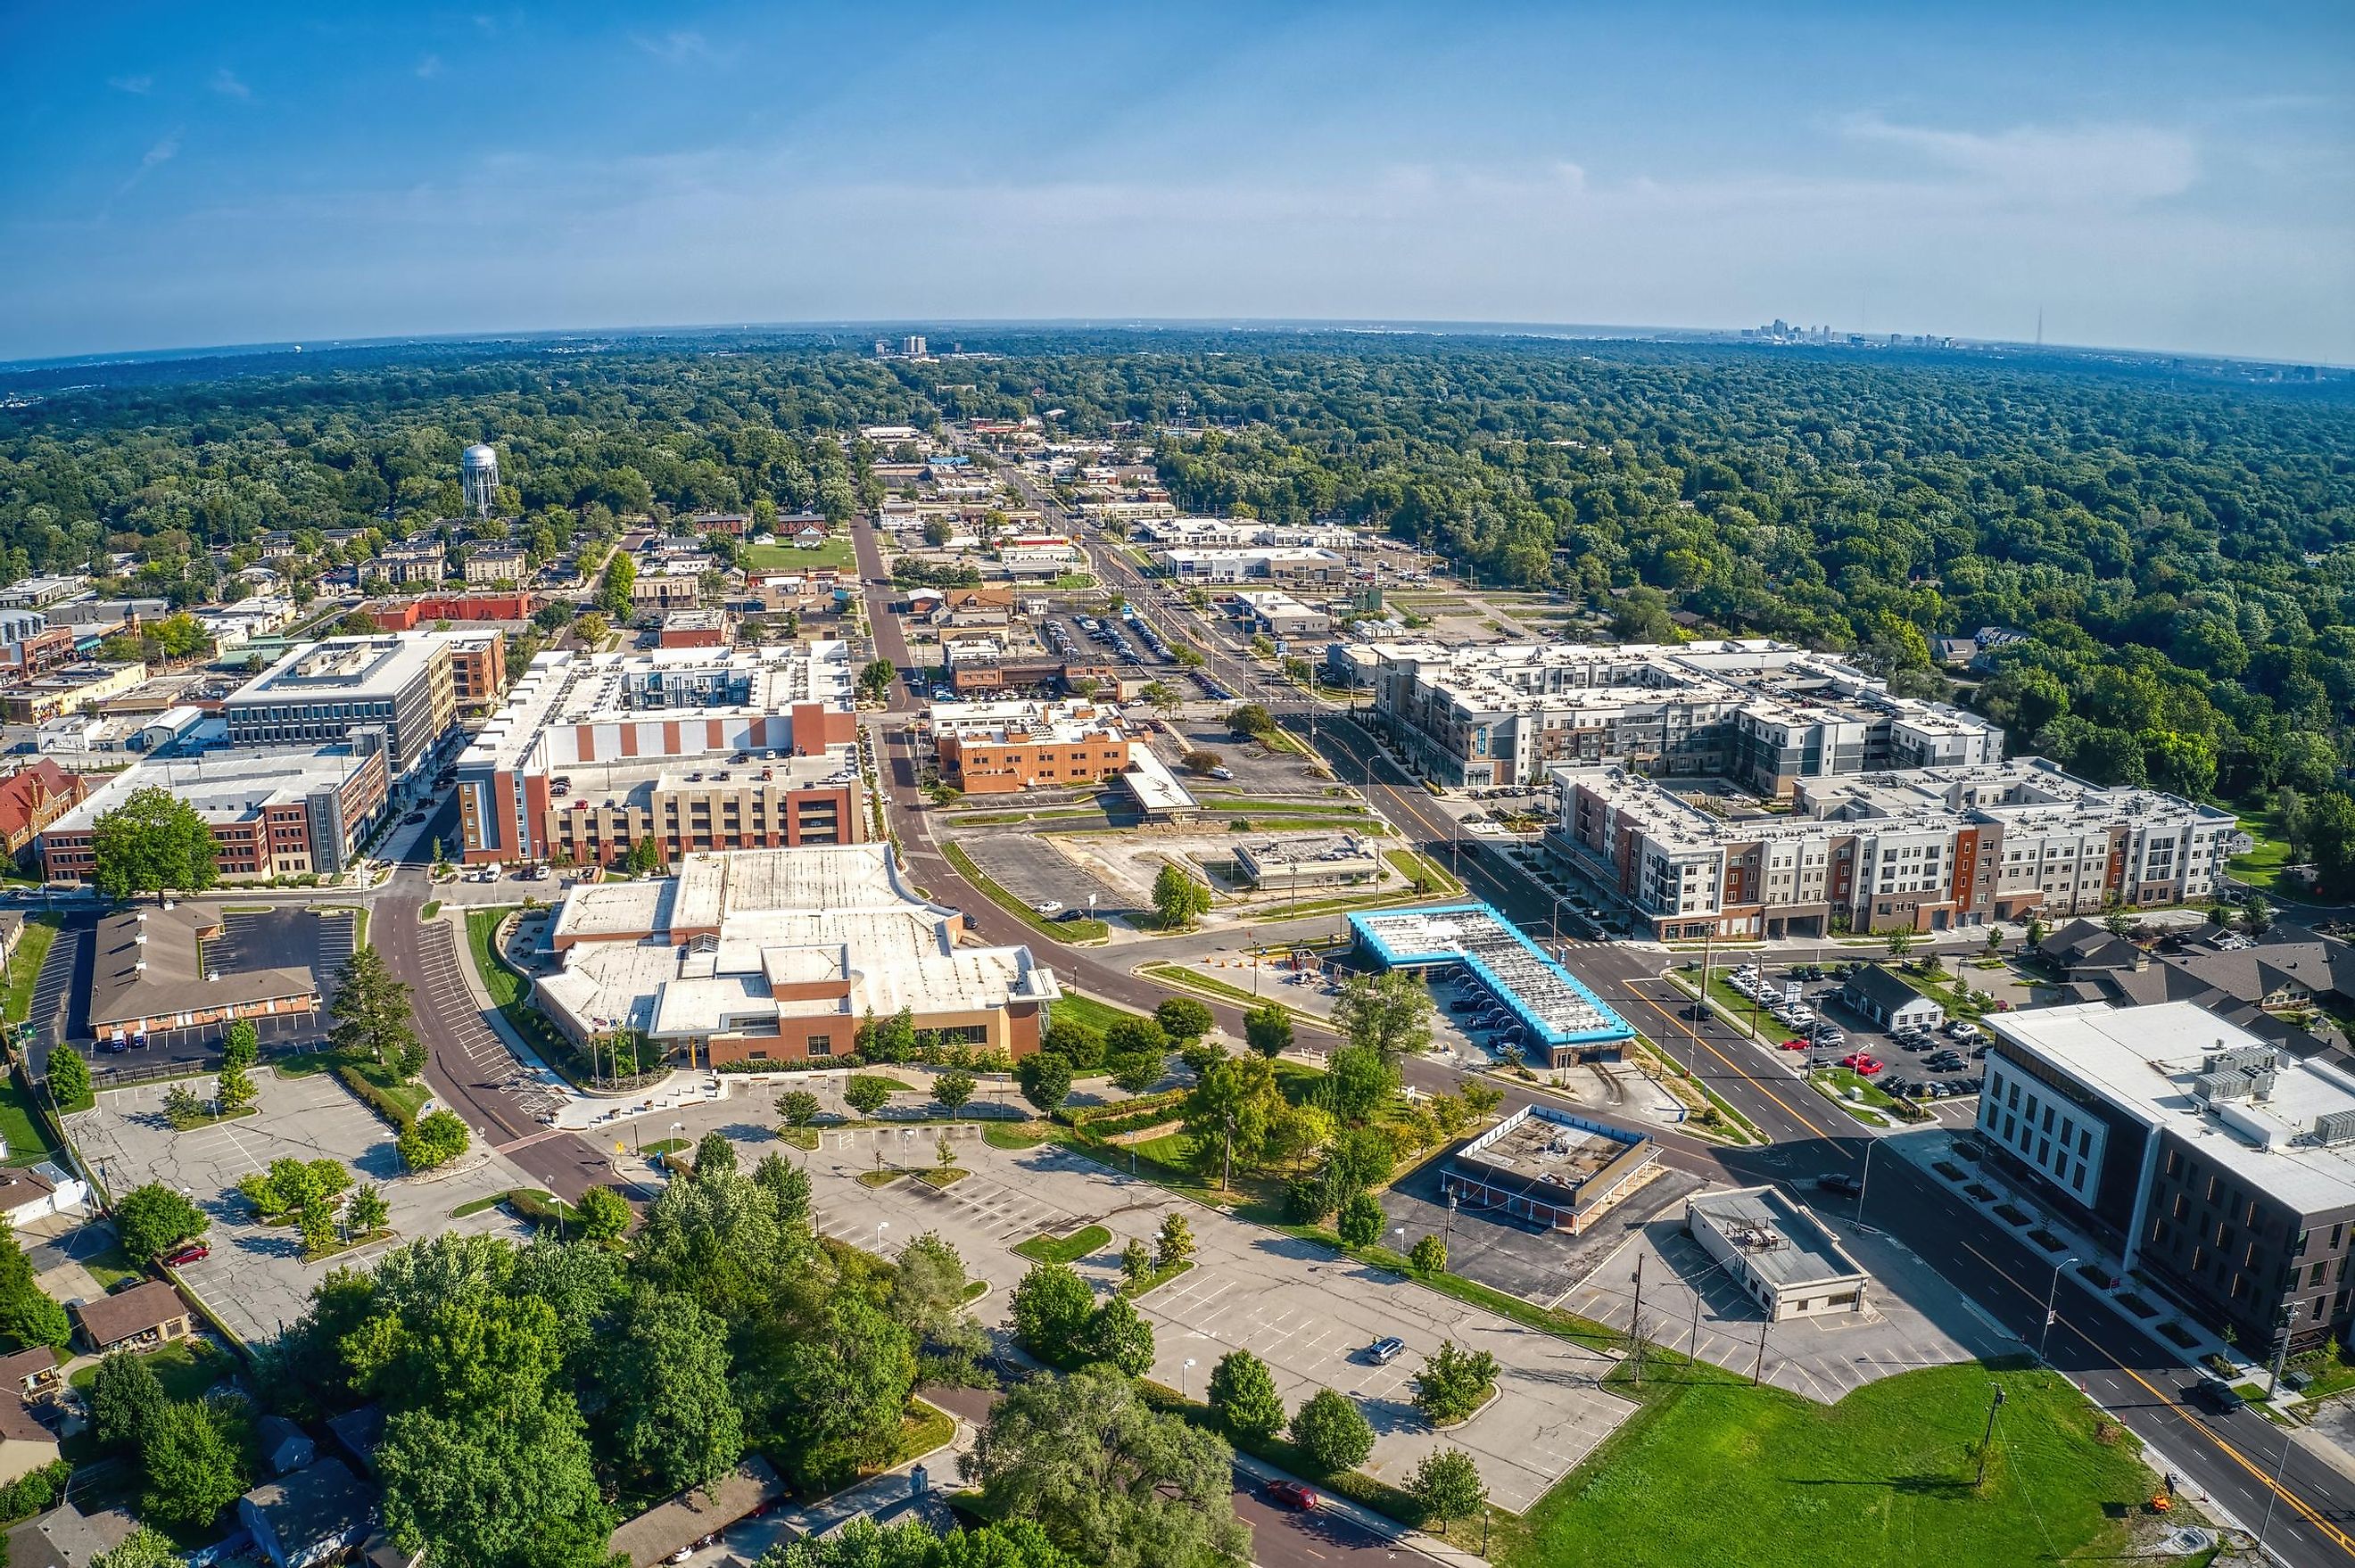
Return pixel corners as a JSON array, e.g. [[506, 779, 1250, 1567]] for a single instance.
[[1684, 1187, 1871, 1320], [1, 664, 148, 724], [1444, 1104, 1657, 1234], [84, 902, 323, 1047], [926, 699, 1136, 795], [223, 636, 461, 772], [40, 739, 392, 883], [1155, 547, 1348, 585], [1980, 1001, 2355, 1354], [534, 845, 1058, 1068], [455, 643, 859, 865]]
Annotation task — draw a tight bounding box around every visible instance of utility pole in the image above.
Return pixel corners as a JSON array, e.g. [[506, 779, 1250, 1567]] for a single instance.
[[1629, 1252, 1646, 1388], [1751, 1314, 1770, 1385], [1975, 1385, 2007, 1487]]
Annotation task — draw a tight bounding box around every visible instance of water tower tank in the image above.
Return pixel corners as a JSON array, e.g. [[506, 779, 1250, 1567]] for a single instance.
[[460, 443, 500, 518]]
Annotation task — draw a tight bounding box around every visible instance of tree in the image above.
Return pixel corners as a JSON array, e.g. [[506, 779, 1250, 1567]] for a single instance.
[[694, 1130, 739, 1179], [1011, 1263, 1095, 1357], [1153, 863, 1212, 930], [88, 1350, 166, 1450], [1155, 1213, 1194, 1272], [2247, 894, 2276, 937], [44, 1046, 89, 1110], [922, 516, 953, 548], [89, 786, 219, 903], [330, 947, 422, 1077], [1408, 1449, 1487, 1539], [138, 1399, 247, 1529], [889, 1232, 977, 1346], [1410, 1341, 1500, 1426], [2103, 907, 2137, 938], [213, 1057, 256, 1114], [115, 1184, 209, 1264], [298, 1198, 338, 1256], [574, 610, 611, 647], [934, 1069, 978, 1115], [379, 1388, 615, 1568], [346, 1184, 391, 1235], [1019, 1053, 1073, 1115], [1334, 971, 1433, 1061], [1079, 1297, 1154, 1375], [1885, 927, 1917, 960], [1336, 1190, 1385, 1249], [1155, 997, 1214, 1043], [599, 550, 638, 617], [1110, 1052, 1163, 1095], [1460, 1079, 1504, 1125], [776, 1088, 821, 1127], [1320, 1045, 1398, 1124], [1041, 1017, 1106, 1069], [1227, 704, 1274, 738], [969, 1366, 1250, 1568], [0, 1217, 70, 1354], [845, 1075, 893, 1118], [1289, 1389, 1375, 1473], [1984, 927, 2004, 955], [1184, 1054, 1284, 1188], [1139, 681, 1180, 714], [859, 658, 898, 703], [163, 1083, 204, 1129], [1181, 749, 1224, 774], [1244, 1003, 1293, 1059], [221, 1018, 259, 1070], [1409, 1234, 1447, 1275], [2025, 913, 2049, 950], [1120, 1237, 1153, 1292], [576, 1185, 632, 1245], [1206, 1349, 1285, 1439], [396, 1109, 469, 1172], [608, 1286, 745, 1495]]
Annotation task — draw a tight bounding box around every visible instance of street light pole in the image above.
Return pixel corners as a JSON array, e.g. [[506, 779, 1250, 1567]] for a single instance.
[[2038, 1257, 2078, 1362]]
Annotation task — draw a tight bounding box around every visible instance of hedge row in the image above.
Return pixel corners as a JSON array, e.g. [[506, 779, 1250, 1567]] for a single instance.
[[336, 1064, 415, 1133], [1063, 1087, 1189, 1134]]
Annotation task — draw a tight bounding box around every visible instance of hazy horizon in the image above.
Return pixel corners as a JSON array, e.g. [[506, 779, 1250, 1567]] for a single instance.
[[5, 1, 2350, 364]]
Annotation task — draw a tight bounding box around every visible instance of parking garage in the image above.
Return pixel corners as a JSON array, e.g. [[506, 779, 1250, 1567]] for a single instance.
[[1350, 901, 1635, 1066]]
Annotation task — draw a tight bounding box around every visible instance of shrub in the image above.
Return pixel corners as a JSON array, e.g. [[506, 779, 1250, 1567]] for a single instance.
[[1010, 1263, 1094, 1358], [1409, 1234, 1447, 1275], [1336, 1190, 1385, 1249], [396, 1109, 470, 1172], [1410, 1341, 1499, 1426], [1154, 997, 1214, 1043], [1290, 1389, 1375, 1473]]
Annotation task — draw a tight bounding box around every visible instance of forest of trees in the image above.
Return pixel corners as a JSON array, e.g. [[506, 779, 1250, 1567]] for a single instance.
[[8, 329, 2355, 882]]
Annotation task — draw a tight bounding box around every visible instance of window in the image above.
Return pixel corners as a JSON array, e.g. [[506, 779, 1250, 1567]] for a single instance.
[[806, 1035, 832, 1057]]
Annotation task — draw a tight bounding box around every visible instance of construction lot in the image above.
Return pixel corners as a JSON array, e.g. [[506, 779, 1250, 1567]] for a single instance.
[[65, 1068, 533, 1342], [787, 1126, 1633, 1512]]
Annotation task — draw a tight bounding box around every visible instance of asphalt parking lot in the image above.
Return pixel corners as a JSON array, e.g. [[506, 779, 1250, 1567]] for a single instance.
[[65, 1067, 534, 1342], [1709, 966, 1988, 1105], [1555, 1193, 2019, 1403], [1162, 717, 1328, 798], [793, 1131, 1632, 1512], [954, 832, 1128, 919], [1384, 1151, 1706, 1306]]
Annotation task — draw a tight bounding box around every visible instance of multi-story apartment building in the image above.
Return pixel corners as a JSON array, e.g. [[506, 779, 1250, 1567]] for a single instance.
[[927, 699, 1136, 794], [438, 630, 508, 714], [1362, 639, 2002, 792], [40, 739, 392, 882], [454, 643, 861, 865], [464, 545, 531, 586], [1, 663, 149, 724], [223, 635, 462, 772], [366, 544, 446, 586], [1550, 756, 2235, 939], [631, 566, 704, 613], [1980, 1001, 2355, 1356]]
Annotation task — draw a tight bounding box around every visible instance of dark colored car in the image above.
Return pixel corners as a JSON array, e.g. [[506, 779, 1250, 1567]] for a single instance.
[[1264, 1480, 1319, 1510], [1815, 1174, 1863, 1197], [2192, 1374, 2245, 1414]]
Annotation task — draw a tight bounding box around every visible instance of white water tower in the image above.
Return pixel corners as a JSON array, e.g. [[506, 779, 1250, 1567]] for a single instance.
[[461, 443, 500, 519]]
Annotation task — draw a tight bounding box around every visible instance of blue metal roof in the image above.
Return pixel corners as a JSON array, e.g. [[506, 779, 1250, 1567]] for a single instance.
[[1349, 901, 1634, 1049]]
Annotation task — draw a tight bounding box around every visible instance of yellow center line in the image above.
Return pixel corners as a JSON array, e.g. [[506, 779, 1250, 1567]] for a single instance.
[[1622, 984, 1835, 1142], [1955, 1237, 2355, 1555]]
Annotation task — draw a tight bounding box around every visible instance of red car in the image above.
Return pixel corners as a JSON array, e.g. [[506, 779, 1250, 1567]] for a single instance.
[[162, 1242, 209, 1267], [1839, 1052, 1884, 1077], [1264, 1480, 1319, 1511], [1779, 1037, 1810, 1052]]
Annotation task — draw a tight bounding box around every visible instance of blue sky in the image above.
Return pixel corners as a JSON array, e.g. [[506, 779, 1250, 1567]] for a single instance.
[[4, 2, 2349, 362]]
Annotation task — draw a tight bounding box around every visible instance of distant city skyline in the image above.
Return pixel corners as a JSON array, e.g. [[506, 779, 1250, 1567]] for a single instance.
[[3, 1, 2349, 364]]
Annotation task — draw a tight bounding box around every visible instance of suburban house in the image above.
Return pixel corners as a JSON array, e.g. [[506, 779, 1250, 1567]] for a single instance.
[[1840, 964, 1946, 1032], [4, 1503, 138, 1568], [0, 1162, 87, 1228], [240, 1456, 377, 1568], [0, 1348, 62, 1404], [607, 1458, 782, 1568], [0, 1399, 60, 1486], [70, 1280, 193, 1355]]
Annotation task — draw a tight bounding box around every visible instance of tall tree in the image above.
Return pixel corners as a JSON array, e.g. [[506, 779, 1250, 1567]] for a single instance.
[[330, 947, 422, 1076], [1333, 972, 1432, 1061], [89, 786, 219, 904], [0, 1216, 71, 1351], [607, 1286, 744, 1495]]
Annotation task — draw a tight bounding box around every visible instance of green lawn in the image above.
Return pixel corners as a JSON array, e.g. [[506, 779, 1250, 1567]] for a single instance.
[[2, 915, 61, 1025], [464, 906, 603, 1085], [67, 1340, 227, 1404], [0, 1075, 62, 1168], [2229, 809, 2310, 900], [1502, 1362, 2173, 1568], [1049, 992, 1148, 1034], [81, 1237, 143, 1291], [1127, 1127, 1197, 1169], [982, 1123, 1049, 1151], [744, 537, 858, 572], [1012, 1223, 1111, 1265]]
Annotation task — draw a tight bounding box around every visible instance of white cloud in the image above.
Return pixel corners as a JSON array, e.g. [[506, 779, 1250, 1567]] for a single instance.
[[1840, 113, 2197, 207], [114, 128, 183, 199], [631, 30, 726, 65], [107, 74, 153, 95], [416, 54, 443, 79], [211, 68, 251, 100]]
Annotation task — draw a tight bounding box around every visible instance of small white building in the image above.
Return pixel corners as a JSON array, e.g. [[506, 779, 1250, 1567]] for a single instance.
[[1685, 1185, 1870, 1321]]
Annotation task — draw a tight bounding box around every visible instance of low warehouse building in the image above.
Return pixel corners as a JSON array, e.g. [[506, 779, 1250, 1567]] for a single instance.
[[1685, 1185, 1871, 1320], [1233, 834, 1384, 893], [1445, 1104, 1657, 1233]]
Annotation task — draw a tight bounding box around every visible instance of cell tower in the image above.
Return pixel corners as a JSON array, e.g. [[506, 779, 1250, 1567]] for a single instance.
[[461, 443, 500, 519]]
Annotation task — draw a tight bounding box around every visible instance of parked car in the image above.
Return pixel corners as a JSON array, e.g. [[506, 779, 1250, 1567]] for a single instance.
[[1839, 1052, 1885, 1076], [2193, 1375, 2245, 1414], [1033, 901, 1064, 916], [1264, 1480, 1320, 1510], [1779, 1037, 1811, 1052], [1365, 1336, 1407, 1365], [162, 1242, 210, 1267]]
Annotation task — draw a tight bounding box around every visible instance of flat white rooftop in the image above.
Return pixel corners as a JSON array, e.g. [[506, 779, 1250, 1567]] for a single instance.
[[1990, 1001, 2355, 1214], [466, 642, 853, 772], [49, 745, 378, 833]]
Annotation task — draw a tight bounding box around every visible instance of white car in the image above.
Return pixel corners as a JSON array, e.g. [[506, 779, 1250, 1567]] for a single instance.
[[1034, 900, 1063, 916]]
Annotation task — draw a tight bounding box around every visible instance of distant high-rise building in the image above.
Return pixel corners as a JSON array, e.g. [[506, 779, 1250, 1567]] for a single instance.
[[461, 443, 500, 519], [902, 334, 927, 358]]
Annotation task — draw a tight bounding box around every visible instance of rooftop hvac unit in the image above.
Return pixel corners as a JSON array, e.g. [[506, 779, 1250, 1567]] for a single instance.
[[2193, 1070, 2246, 1105], [2247, 1069, 2279, 1102], [2314, 1110, 2355, 1148], [2205, 1044, 2279, 1077]]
